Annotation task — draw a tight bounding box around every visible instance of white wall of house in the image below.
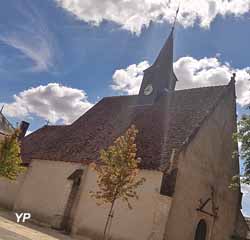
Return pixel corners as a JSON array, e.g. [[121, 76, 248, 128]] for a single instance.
[[0, 159, 172, 240], [13, 159, 82, 228], [0, 173, 26, 209], [72, 167, 172, 240]]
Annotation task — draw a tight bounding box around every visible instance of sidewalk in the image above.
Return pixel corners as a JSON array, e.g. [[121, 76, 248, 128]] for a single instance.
[[0, 208, 77, 240]]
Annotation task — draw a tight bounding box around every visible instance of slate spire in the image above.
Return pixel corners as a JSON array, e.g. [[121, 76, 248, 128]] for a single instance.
[[153, 26, 174, 68], [137, 8, 179, 105]]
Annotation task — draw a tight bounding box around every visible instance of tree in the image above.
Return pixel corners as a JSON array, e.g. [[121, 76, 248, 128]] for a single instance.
[[238, 107, 250, 184], [0, 129, 25, 180], [230, 106, 250, 189], [90, 125, 146, 239]]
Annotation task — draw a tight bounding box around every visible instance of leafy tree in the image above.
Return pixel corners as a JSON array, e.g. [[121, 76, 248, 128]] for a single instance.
[[0, 129, 25, 180], [238, 108, 250, 184], [230, 106, 250, 189], [90, 125, 146, 239]]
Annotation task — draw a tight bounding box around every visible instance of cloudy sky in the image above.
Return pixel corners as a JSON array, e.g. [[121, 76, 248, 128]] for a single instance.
[[0, 0, 250, 213]]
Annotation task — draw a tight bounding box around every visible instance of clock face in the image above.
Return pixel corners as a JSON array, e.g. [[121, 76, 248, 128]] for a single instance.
[[144, 84, 153, 96]]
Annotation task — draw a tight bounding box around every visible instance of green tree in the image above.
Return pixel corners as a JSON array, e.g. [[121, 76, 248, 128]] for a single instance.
[[238, 107, 250, 184], [230, 106, 250, 189], [0, 129, 25, 180], [90, 125, 145, 239]]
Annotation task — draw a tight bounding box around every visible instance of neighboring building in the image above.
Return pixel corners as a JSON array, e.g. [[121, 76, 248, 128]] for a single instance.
[[0, 110, 14, 140], [0, 111, 30, 209], [0, 110, 29, 141], [0, 28, 248, 240]]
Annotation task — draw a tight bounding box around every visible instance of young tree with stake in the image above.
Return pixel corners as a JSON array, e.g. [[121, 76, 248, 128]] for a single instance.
[[90, 125, 145, 240]]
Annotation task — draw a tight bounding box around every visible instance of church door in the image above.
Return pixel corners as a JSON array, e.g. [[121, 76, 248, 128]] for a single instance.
[[61, 169, 83, 233], [194, 220, 207, 240]]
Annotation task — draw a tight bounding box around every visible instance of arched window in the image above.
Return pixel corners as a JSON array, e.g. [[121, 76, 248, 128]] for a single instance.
[[194, 219, 207, 240]]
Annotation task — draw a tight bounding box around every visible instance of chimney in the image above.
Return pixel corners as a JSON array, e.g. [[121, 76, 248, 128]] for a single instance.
[[18, 121, 30, 140]]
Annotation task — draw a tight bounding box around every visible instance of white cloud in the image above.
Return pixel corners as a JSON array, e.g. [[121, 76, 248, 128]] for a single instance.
[[0, 35, 55, 72], [25, 130, 33, 136], [0, 1, 58, 72], [174, 57, 250, 106], [111, 61, 150, 95], [55, 0, 250, 34], [111, 57, 250, 106], [241, 183, 250, 217], [2, 83, 93, 124]]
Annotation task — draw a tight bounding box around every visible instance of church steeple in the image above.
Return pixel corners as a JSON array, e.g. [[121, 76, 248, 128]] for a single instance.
[[137, 10, 179, 105], [154, 27, 174, 69]]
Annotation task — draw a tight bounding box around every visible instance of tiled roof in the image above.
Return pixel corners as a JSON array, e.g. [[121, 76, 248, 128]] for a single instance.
[[21, 85, 229, 170]]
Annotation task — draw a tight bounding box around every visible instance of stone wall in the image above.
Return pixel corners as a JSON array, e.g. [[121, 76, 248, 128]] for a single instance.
[[13, 160, 82, 228], [0, 159, 171, 240], [0, 173, 26, 209], [164, 86, 244, 239], [234, 213, 249, 239], [72, 168, 172, 240]]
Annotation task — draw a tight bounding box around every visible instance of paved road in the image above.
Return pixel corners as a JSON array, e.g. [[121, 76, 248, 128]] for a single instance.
[[0, 209, 76, 240]]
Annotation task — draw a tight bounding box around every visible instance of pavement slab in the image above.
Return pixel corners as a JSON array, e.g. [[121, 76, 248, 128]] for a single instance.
[[0, 209, 77, 240]]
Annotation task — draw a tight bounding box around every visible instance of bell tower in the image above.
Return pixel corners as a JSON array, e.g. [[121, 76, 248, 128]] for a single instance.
[[137, 9, 179, 105]]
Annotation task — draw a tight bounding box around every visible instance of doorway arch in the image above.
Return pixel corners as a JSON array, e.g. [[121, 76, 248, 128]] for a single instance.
[[194, 219, 207, 240]]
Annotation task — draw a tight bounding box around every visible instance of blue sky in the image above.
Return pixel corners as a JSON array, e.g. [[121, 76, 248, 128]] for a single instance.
[[0, 0, 250, 214]]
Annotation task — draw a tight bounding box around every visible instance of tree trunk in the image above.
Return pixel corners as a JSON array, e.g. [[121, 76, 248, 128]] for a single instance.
[[103, 197, 116, 240]]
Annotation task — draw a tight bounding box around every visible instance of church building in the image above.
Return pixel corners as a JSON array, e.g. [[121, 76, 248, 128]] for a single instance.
[[0, 26, 248, 240]]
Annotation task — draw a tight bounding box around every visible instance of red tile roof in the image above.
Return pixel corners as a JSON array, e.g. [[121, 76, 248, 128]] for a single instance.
[[21, 85, 229, 170]]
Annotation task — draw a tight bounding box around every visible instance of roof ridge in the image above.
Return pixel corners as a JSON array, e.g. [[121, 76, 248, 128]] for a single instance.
[[102, 85, 227, 100], [103, 95, 137, 99], [23, 124, 67, 141], [175, 84, 227, 93], [93, 85, 228, 104], [43, 125, 66, 127]]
